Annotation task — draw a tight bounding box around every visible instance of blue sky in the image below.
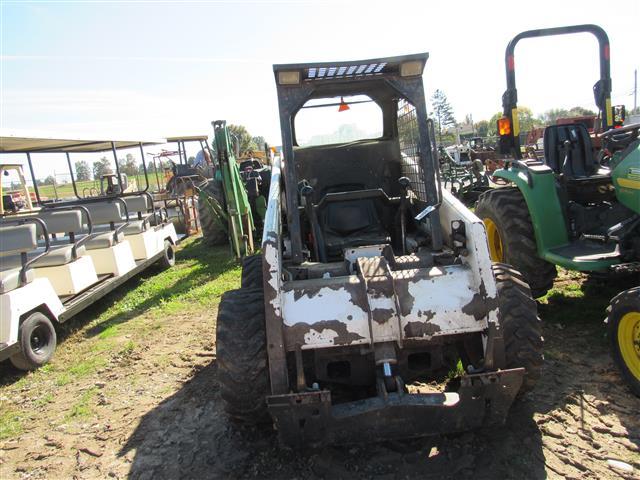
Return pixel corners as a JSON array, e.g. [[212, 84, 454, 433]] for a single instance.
[[1, 0, 639, 152]]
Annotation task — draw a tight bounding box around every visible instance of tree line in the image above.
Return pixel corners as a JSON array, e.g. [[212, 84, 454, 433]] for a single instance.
[[38, 124, 267, 186], [429, 88, 640, 144]]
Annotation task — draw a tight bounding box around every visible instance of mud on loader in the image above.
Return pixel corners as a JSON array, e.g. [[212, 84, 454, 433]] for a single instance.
[[475, 24, 640, 396], [215, 54, 543, 447]]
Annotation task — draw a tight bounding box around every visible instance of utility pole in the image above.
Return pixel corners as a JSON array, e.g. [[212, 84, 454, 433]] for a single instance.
[[634, 69, 637, 111]]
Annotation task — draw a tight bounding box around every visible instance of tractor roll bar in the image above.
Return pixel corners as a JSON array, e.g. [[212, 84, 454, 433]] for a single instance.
[[501, 24, 612, 158]]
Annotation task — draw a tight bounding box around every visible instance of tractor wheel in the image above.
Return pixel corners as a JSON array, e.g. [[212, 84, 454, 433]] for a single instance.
[[606, 287, 640, 396], [198, 179, 228, 246], [216, 287, 270, 423], [493, 263, 543, 392], [241, 254, 263, 289], [10, 312, 57, 371], [476, 187, 557, 297]]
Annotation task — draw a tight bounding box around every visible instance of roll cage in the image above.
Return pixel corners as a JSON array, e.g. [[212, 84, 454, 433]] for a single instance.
[[273, 53, 442, 264]]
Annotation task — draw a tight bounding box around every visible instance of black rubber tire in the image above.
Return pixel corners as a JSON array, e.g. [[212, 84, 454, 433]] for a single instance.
[[10, 312, 57, 371], [241, 255, 263, 289], [216, 287, 269, 423], [198, 179, 228, 246], [493, 263, 544, 393], [476, 187, 557, 297], [157, 239, 176, 270], [606, 287, 640, 396]]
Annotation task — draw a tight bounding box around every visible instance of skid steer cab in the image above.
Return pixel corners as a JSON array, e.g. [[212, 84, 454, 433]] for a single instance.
[[216, 54, 543, 448]]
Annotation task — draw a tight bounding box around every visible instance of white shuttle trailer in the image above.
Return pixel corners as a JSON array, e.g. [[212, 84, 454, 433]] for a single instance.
[[0, 133, 182, 370]]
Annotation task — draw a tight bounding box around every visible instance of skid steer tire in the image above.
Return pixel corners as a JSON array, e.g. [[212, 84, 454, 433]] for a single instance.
[[217, 287, 270, 423], [241, 255, 263, 289], [198, 179, 228, 246], [493, 263, 543, 393], [476, 188, 557, 297], [606, 287, 640, 397]]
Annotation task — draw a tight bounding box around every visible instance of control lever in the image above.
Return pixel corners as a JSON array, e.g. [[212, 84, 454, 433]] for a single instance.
[[300, 185, 325, 262], [415, 205, 437, 221], [398, 177, 411, 254]]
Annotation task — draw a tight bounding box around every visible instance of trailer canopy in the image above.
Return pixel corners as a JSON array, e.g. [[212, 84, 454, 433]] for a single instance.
[[0, 132, 164, 154]]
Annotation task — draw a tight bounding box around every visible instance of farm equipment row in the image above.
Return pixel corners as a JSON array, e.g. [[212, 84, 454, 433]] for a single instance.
[[1, 22, 637, 452]]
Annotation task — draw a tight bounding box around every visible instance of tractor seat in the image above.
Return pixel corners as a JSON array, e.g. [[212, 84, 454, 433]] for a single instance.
[[543, 124, 614, 203], [320, 199, 390, 258], [543, 124, 606, 179]]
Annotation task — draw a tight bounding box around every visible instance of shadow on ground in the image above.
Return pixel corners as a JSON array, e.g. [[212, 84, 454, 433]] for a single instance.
[[121, 359, 546, 480]]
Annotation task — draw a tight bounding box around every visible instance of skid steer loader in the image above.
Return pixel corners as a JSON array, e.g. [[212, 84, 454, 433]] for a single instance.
[[216, 53, 543, 447]]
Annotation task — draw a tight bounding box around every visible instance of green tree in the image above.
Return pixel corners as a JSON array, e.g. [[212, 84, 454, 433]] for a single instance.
[[92, 156, 112, 179], [568, 106, 596, 117], [485, 106, 541, 136], [43, 175, 55, 185], [228, 124, 258, 156], [74, 160, 91, 181], [430, 89, 456, 141], [487, 112, 503, 136], [251, 136, 266, 150], [474, 120, 489, 137], [518, 106, 543, 133], [541, 108, 569, 124], [118, 153, 138, 176]]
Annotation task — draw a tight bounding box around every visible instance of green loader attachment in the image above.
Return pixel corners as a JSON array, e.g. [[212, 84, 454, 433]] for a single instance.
[[199, 120, 256, 257]]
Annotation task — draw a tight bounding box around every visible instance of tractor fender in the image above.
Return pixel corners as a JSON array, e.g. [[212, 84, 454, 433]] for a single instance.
[[492, 168, 569, 255]]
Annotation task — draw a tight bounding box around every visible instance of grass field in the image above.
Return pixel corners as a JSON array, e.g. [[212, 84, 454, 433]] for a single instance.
[[0, 238, 239, 441], [34, 174, 166, 200]]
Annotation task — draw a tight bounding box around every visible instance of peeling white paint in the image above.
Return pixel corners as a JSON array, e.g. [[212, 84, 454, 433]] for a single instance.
[[264, 238, 281, 317], [402, 266, 487, 335], [304, 328, 339, 345], [282, 283, 370, 347]]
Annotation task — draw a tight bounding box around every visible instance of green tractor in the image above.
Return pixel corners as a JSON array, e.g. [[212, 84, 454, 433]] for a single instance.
[[198, 120, 271, 258], [475, 24, 640, 395]]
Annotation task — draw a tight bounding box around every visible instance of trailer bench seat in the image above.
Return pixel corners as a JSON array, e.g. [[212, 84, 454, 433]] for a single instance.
[[84, 231, 125, 250], [0, 268, 35, 294], [0, 223, 39, 294], [2, 244, 87, 268], [79, 201, 136, 276]]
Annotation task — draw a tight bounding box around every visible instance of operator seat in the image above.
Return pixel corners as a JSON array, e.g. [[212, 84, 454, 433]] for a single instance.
[[543, 124, 600, 178], [318, 190, 390, 259], [543, 124, 613, 203]]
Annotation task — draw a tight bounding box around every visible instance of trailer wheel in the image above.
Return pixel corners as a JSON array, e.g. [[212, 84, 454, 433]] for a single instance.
[[493, 263, 543, 392], [198, 179, 228, 246], [217, 287, 269, 423], [10, 312, 57, 371], [241, 254, 263, 288], [476, 188, 557, 297], [606, 287, 640, 396], [158, 239, 176, 270]]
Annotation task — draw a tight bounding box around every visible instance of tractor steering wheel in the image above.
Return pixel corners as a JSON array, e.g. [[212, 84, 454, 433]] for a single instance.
[[600, 122, 640, 151]]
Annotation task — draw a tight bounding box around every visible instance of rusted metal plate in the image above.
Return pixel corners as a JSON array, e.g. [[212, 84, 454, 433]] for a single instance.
[[267, 367, 524, 448]]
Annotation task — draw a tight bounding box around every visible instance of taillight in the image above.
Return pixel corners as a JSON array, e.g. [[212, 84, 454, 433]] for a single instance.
[[498, 117, 512, 136]]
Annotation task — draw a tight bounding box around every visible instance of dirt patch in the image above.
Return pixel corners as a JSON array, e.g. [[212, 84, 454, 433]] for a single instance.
[[1, 275, 639, 479]]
